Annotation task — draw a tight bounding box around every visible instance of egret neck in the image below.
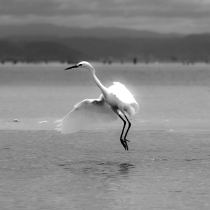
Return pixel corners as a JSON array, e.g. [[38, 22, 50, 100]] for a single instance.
[[88, 66, 109, 98]]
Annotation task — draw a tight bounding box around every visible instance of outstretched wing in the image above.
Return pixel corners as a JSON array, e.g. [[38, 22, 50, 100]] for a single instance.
[[56, 97, 118, 134]]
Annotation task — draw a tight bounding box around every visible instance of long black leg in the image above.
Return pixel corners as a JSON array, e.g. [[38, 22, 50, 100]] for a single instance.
[[123, 114, 131, 141], [118, 114, 129, 150]]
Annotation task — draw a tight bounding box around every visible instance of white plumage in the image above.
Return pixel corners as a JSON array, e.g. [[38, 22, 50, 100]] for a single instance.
[[56, 96, 118, 134], [56, 61, 139, 150], [108, 82, 139, 116]]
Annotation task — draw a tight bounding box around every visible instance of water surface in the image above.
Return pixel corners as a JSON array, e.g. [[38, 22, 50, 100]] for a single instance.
[[0, 63, 210, 209]]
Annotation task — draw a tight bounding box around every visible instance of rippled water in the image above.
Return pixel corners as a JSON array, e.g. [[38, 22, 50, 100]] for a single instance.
[[1, 63, 210, 209], [0, 129, 210, 209]]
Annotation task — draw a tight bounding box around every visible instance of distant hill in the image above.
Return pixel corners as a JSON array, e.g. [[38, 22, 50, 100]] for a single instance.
[[0, 23, 183, 39], [0, 39, 92, 62], [0, 24, 209, 63]]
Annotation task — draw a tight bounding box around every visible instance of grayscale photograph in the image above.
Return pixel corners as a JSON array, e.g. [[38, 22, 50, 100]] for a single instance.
[[0, 0, 210, 209]]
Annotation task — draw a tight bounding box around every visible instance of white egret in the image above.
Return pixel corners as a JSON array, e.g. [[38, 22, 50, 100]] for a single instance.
[[56, 61, 139, 150]]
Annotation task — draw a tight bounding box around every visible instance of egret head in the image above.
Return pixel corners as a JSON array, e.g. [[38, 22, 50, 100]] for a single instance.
[[65, 61, 95, 73]]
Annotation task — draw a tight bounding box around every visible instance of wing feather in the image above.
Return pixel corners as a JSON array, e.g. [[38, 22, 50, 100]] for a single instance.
[[108, 82, 139, 114], [56, 97, 118, 134]]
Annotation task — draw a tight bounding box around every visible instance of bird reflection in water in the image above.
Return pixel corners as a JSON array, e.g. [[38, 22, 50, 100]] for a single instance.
[[118, 163, 135, 176], [59, 160, 135, 179]]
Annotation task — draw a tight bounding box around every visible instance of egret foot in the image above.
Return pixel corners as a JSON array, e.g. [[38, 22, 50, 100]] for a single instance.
[[120, 139, 128, 150], [125, 143, 129, 151], [124, 139, 129, 150]]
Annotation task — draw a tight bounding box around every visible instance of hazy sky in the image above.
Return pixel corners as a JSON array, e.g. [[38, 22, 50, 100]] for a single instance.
[[0, 0, 210, 33]]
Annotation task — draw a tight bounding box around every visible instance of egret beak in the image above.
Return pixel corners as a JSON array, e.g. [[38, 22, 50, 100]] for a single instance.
[[65, 65, 78, 70]]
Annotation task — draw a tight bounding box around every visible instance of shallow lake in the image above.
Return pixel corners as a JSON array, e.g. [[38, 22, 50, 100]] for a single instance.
[[0, 63, 210, 209]]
